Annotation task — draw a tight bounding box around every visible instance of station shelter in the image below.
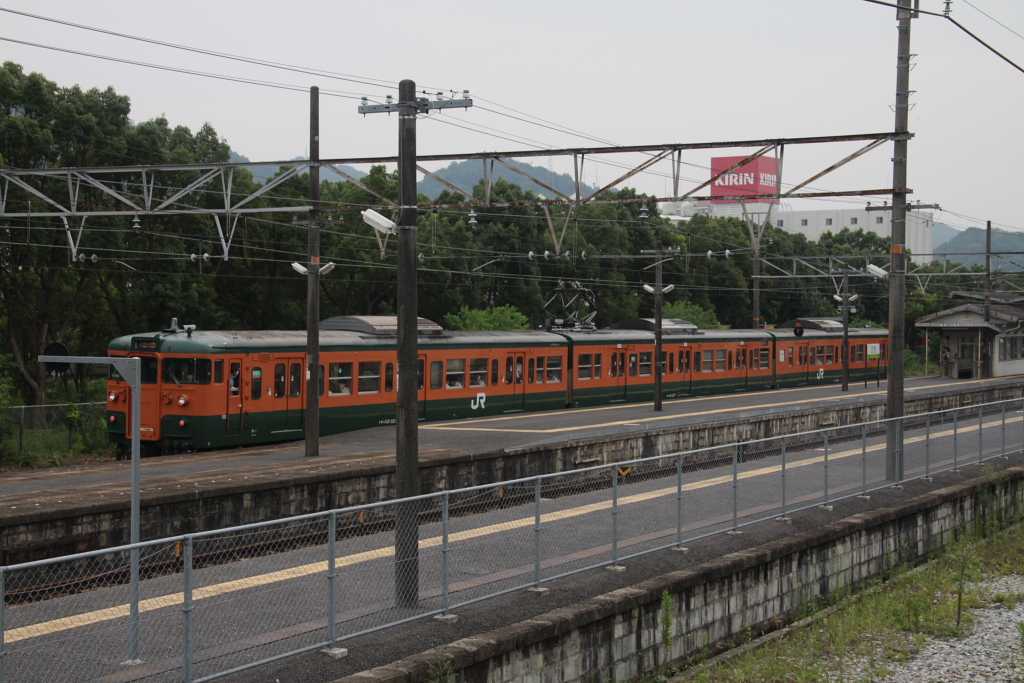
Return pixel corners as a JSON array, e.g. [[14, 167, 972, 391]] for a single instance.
[[915, 292, 1024, 379]]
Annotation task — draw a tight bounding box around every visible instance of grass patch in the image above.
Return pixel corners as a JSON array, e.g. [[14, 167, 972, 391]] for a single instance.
[[0, 404, 116, 468], [654, 515, 1024, 683]]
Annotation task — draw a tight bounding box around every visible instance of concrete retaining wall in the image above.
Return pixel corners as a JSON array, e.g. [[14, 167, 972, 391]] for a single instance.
[[3, 381, 1022, 564], [336, 464, 1024, 683]]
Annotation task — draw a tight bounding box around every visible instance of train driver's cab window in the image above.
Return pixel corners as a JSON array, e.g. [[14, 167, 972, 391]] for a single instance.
[[250, 367, 262, 400], [359, 361, 381, 393], [470, 358, 488, 387], [140, 357, 158, 384], [163, 358, 211, 385], [229, 362, 241, 396], [430, 361, 443, 390], [446, 359, 465, 389], [328, 362, 353, 396], [274, 363, 287, 398], [546, 356, 562, 383], [289, 362, 301, 397]]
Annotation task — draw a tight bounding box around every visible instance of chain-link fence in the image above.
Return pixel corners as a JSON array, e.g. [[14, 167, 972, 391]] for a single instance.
[[0, 402, 109, 467], [2, 396, 1023, 682]]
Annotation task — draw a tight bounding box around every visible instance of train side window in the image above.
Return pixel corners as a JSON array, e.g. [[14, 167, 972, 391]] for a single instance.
[[594, 353, 602, 379], [799, 346, 807, 366], [446, 359, 465, 389], [527, 358, 535, 383], [491, 359, 499, 385], [638, 352, 651, 376], [881, 343, 887, 360], [668, 352, 674, 374], [319, 365, 324, 396], [329, 362, 353, 396], [417, 359, 424, 391], [693, 351, 701, 372], [535, 357, 545, 383], [578, 353, 592, 380], [505, 357, 514, 384], [196, 359, 212, 384], [385, 363, 395, 392], [289, 362, 301, 397], [703, 351, 715, 373], [727, 350, 733, 371], [736, 349, 745, 369], [251, 367, 263, 400], [610, 353, 619, 377], [516, 356, 524, 384], [274, 363, 286, 398], [470, 358, 488, 387], [787, 348, 794, 365], [759, 348, 770, 368], [629, 354, 638, 376], [546, 356, 562, 383], [430, 361, 443, 390], [359, 362, 381, 393], [214, 360, 224, 383], [229, 362, 241, 396], [715, 349, 727, 371]]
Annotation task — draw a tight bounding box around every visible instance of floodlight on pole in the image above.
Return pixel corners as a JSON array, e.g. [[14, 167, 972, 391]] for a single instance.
[[643, 283, 655, 294], [319, 262, 336, 276], [866, 263, 889, 279], [291, 262, 309, 276], [361, 208, 397, 235]]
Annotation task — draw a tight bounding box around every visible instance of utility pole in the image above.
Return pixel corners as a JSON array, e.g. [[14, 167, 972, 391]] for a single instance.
[[359, 82, 472, 607], [985, 219, 992, 322], [886, 0, 913, 482], [835, 273, 858, 392], [641, 248, 677, 412], [305, 86, 321, 458]]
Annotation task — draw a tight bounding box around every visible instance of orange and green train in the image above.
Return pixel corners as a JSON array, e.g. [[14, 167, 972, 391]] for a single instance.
[[105, 316, 888, 454]]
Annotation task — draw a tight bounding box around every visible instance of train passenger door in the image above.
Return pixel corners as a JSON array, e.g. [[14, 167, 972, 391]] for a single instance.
[[607, 347, 628, 401], [285, 357, 303, 430], [225, 358, 244, 434], [504, 352, 526, 410]]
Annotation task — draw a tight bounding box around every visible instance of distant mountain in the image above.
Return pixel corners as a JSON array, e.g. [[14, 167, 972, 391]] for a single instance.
[[416, 159, 597, 200], [229, 151, 596, 201], [932, 222, 962, 252], [935, 227, 1024, 270], [228, 150, 366, 185]]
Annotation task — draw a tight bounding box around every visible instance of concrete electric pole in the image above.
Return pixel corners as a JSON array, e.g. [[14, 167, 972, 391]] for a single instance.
[[885, 0, 913, 482], [359, 81, 472, 607], [305, 86, 321, 458], [641, 248, 678, 412]]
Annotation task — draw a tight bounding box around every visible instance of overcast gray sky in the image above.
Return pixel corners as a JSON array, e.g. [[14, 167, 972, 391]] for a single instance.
[[3, 0, 1022, 230]]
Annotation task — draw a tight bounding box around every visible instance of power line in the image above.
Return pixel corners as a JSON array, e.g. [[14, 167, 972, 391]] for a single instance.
[[961, 0, 1024, 43]]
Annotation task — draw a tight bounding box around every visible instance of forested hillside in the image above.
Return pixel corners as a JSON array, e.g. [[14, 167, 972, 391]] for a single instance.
[[0, 62, 955, 404]]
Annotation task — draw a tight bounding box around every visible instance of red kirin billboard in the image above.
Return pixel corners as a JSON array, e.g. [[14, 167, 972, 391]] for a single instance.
[[709, 156, 780, 204]]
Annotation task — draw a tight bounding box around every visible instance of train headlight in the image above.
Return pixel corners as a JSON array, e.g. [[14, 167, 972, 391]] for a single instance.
[[177, 396, 188, 407], [108, 392, 117, 402], [178, 419, 187, 428], [109, 414, 117, 423]]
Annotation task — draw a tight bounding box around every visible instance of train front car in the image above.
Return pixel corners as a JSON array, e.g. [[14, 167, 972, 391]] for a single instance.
[[106, 319, 229, 455]]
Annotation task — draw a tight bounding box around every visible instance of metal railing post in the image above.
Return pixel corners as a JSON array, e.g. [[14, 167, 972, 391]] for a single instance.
[[182, 536, 193, 683], [823, 434, 830, 504], [1002, 401, 1008, 459], [978, 404, 984, 464], [327, 511, 337, 643], [127, 543, 140, 664], [731, 445, 739, 530], [533, 477, 542, 586], [675, 457, 683, 547], [780, 444, 788, 519], [925, 412, 931, 479], [954, 407, 959, 471], [861, 423, 868, 495], [611, 468, 620, 565], [440, 492, 450, 614]]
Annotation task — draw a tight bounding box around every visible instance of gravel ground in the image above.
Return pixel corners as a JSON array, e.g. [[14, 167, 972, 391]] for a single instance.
[[877, 575, 1024, 683]]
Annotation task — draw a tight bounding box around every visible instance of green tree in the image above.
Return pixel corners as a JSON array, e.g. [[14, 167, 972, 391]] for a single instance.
[[663, 300, 723, 330], [443, 305, 530, 331]]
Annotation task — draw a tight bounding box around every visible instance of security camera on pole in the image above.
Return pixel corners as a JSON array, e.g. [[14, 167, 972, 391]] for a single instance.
[[359, 82, 472, 608]]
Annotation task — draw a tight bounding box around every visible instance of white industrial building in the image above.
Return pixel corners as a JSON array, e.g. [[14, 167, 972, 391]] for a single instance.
[[661, 201, 935, 265]]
